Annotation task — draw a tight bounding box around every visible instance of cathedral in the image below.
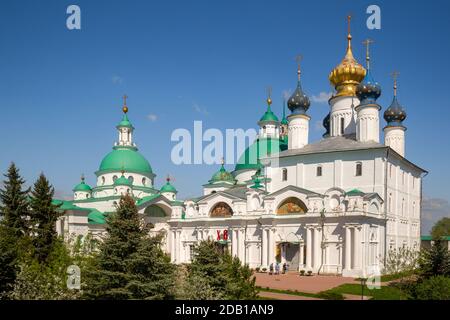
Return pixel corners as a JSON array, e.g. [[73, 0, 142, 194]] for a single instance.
[[56, 20, 427, 277]]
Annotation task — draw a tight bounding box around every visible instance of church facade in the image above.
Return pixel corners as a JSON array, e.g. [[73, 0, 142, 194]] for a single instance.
[[56, 22, 427, 277]]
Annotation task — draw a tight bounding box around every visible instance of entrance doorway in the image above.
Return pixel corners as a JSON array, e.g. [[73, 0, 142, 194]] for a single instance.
[[278, 242, 301, 271], [215, 240, 230, 255]]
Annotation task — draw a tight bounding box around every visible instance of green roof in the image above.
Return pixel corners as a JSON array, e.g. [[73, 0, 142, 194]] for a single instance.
[[160, 180, 177, 193], [209, 164, 236, 184], [346, 188, 365, 196], [259, 105, 279, 123], [117, 114, 133, 128], [114, 174, 132, 186], [235, 137, 287, 171], [98, 148, 153, 175], [88, 209, 108, 224], [73, 179, 92, 192], [421, 235, 450, 241]]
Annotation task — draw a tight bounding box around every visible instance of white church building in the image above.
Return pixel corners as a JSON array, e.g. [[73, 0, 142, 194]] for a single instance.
[[56, 22, 427, 277]]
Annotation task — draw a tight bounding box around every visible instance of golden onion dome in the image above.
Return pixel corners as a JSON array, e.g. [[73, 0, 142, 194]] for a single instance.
[[329, 17, 366, 98]]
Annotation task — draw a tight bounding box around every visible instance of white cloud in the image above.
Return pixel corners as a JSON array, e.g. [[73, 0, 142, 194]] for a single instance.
[[147, 114, 157, 122], [311, 92, 332, 103], [193, 103, 209, 115], [112, 75, 123, 85]]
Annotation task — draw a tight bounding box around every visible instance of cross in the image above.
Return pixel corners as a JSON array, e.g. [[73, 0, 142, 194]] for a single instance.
[[266, 86, 272, 105], [391, 71, 400, 95], [123, 94, 128, 106], [296, 54, 303, 79], [347, 14, 352, 35], [362, 39, 374, 68]]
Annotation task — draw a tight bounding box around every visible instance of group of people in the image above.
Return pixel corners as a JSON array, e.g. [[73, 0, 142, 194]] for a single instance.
[[268, 262, 288, 275]]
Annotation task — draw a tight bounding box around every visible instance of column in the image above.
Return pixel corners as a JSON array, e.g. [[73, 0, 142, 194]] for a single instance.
[[306, 228, 312, 269], [313, 228, 321, 269], [354, 227, 361, 270], [176, 230, 181, 263], [268, 228, 274, 266], [173, 230, 178, 263], [231, 229, 237, 257], [239, 229, 245, 263], [171, 230, 176, 263], [262, 228, 268, 267], [299, 242, 305, 269], [345, 226, 351, 270]]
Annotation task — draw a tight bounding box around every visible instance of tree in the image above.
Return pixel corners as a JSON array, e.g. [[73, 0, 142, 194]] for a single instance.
[[431, 217, 450, 239], [383, 246, 419, 276], [413, 276, 450, 300], [418, 238, 450, 279], [83, 195, 175, 299], [0, 163, 30, 298], [0, 163, 30, 235], [29, 173, 62, 263], [184, 240, 258, 300]]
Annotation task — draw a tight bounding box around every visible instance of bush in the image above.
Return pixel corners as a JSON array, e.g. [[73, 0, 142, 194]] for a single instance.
[[255, 267, 260, 273], [414, 276, 450, 300], [262, 268, 267, 272], [307, 270, 312, 276], [299, 270, 305, 276], [317, 291, 345, 300]]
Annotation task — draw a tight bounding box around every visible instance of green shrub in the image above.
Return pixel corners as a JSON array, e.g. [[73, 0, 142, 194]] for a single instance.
[[317, 291, 345, 300], [299, 270, 305, 276], [415, 276, 450, 300]]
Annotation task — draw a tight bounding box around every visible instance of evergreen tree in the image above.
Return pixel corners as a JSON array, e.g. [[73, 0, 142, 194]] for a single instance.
[[418, 238, 450, 279], [185, 240, 258, 300], [29, 173, 62, 263], [0, 163, 29, 235], [0, 163, 30, 298], [83, 195, 175, 299]]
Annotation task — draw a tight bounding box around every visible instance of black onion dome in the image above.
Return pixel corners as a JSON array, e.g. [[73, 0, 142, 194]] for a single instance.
[[384, 96, 407, 126], [323, 112, 330, 137], [356, 69, 381, 104], [287, 81, 310, 114]]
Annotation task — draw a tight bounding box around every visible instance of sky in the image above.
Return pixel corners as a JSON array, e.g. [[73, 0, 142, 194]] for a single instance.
[[0, 0, 449, 233]]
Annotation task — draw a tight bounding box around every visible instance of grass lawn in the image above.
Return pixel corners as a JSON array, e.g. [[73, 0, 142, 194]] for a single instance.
[[321, 283, 408, 300], [256, 286, 318, 298]]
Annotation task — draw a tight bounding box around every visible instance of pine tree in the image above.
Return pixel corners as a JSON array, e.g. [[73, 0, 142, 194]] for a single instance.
[[29, 173, 62, 263], [223, 254, 258, 299], [0, 163, 29, 236], [84, 195, 175, 299], [418, 238, 450, 279], [0, 163, 30, 298]]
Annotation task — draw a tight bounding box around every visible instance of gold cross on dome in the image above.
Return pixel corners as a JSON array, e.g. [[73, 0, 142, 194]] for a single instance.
[[362, 39, 374, 68], [391, 71, 400, 95], [296, 54, 303, 79], [123, 94, 128, 106]]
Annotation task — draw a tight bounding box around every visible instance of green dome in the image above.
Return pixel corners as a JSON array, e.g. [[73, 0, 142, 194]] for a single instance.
[[98, 148, 153, 175], [259, 106, 279, 123], [117, 114, 133, 128], [88, 209, 106, 224], [114, 174, 133, 186], [73, 179, 92, 192], [160, 179, 177, 193], [235, 137, 287, 171], [209, 164, 236, 184]]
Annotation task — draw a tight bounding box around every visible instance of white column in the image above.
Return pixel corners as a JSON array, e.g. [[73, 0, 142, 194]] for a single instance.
[[268, 228, 274, 266], [299, 243, 305, 269], [288, 114, 310, 150], [239, 229, 245, 263], [384, 126, 406, 157], [345, 227, 351, 270], [262, 228, 268, 267], [354, 227, 360, 270], [171, 230, 176, 263], [176, 230, 182, 263], [231, 229, 237, 257], [306, 228, 312, 269]]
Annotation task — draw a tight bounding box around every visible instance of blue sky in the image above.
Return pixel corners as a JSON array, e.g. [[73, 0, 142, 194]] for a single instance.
[[0, 0, 449, 232]]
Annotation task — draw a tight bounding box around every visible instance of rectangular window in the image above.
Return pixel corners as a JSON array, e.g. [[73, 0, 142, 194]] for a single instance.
[[356, 163, 362, 176], [317, 166, 322, 177], [340, 118, 345, 135], [282, 168, 288, 181]]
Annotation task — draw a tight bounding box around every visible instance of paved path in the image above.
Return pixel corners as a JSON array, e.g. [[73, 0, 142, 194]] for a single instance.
[[258, 291, 322, 300], [255, 273, 358, 294]]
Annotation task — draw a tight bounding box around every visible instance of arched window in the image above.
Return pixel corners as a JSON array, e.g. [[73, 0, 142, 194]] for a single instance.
[[113, 175, 118, 182], [128, 176, 134, 184], [317, 166, 322, 177], [276, 197, 308, 215], [356, 162, 362, 176], [340, 117, 345, 135], [101, 176, 105, 185], [144, 205, 167, 217], [282, 168, 288, 181], [210, 202, 233, 217]]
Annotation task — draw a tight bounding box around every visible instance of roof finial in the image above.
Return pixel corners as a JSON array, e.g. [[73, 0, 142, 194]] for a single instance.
[[296, 54, 303, 82], [362, 39, 374, 70], [81, 173, 85, 182], [122, 94, 128, 114], [221, 157, 225, 166], [346, 14, 353, 56], [166, 174, 171, 183], [391, 71, 400, 97], [266, 86, 272, 106]]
